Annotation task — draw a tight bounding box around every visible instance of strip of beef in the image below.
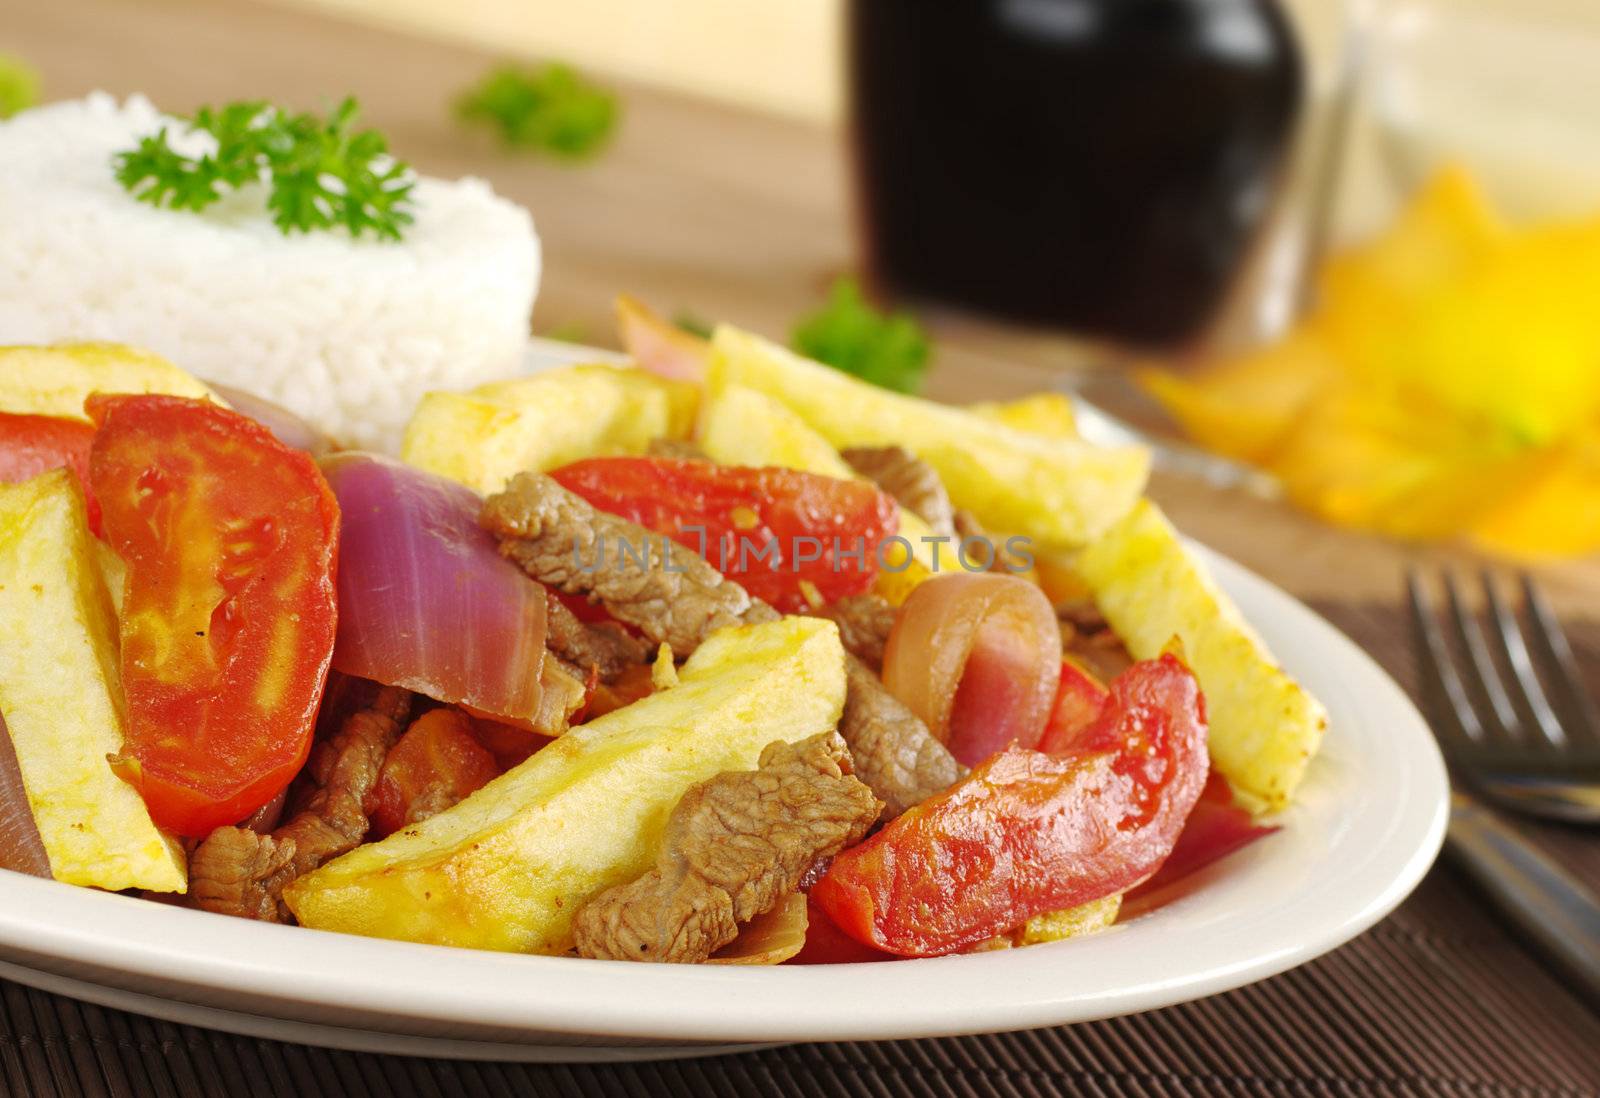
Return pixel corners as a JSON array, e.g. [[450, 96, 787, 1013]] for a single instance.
[[817, 593, 897, 671], [1057, 598, 1134, 683], [842, 655, 964, 818], [482, 472, 778, 654], [482, 473, 959, 816], [573, 731, 880, 963], [543, 589, 649, 682], [189, 686, 411, 922], [953, 508, 1031, 574], [842, 445, 955, 538], [645, 437, 709, 461]]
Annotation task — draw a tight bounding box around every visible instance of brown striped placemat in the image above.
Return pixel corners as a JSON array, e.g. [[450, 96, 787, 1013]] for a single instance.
[[1, 601, 1597, 1098]]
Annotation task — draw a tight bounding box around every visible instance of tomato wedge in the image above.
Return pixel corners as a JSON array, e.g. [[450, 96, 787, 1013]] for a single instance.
[[548, 456, 899, 612], [812, 652, 1208, 956], [88, 395, 339, 836], [0, 412, 99, 532], [1125, 770, 1278, 904], [1037, 658, 1111, 754]]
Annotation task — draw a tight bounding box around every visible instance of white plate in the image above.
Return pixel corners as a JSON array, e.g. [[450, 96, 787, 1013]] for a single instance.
[[0, 345, 1449, 1061]]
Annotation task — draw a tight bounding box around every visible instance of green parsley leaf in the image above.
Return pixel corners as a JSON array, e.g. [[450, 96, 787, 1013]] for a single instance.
[[672, 311, 713, 341], [792, 277, 931, 394], [0, 52, 40, 120], [112, 97, 416, 241], [457, 63, 617, 160]]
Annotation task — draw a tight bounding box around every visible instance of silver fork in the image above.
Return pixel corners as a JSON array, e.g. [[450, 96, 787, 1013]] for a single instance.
[[1407, 568, 1600, 1004], [1407, 570, 1600, 822]]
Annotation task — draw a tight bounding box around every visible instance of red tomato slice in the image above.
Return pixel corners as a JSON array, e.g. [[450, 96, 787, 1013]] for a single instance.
[[548, 456, 899, 613], [785, 899, 894, 965], [1037, 658, 1111, 754], [1125, 770, 1278, 903], [365, 708, 499, 839], [0, 412, 99, 532], [88, 394, 339, 836], [812, 652, 1209, 956]]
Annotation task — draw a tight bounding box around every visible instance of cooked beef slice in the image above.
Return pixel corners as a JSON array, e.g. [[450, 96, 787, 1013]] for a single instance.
[[817, 593, 897, 670], [189, 686, 411, 922], [482, 472, 778, 653], [841, 654, 965, 819], [543, 589, 649, 681], [952, 508, 1031, 574], [1056, 597, 1134, 683], [572, 731, 880, 963], [842, 445, 955, 538]]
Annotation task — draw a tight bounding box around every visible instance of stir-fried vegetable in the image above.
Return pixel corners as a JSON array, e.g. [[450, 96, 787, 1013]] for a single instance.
[[1125, 772, 1279, 907], [89, 395, 339, 836], [1038, 658, 1112, 754], [0, 712, 50, 878], [204, 382, 335, 456], [0, 469, 187, 889], [813, 652, 1208, 956], [549, 455, 900, 613], [321, 453, 551, 727], [881, 573, 1061, 765]]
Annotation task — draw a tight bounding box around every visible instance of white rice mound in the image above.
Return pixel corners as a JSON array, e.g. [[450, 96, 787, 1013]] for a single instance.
[[0, 93, 540, 451]]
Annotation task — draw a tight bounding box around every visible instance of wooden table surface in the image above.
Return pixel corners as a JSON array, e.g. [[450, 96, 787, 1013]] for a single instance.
[[9, 0, 1599, 614]]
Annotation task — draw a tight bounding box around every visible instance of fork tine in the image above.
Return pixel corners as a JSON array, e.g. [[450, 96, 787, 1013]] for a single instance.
[[1407, 569, 1485, 753], [1442, 570, 1519, 739], [1481, 570, 1567, 748], [1520, 573, 1600, 743]]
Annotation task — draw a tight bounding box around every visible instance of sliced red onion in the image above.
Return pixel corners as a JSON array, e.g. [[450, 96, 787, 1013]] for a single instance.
[[321, 453, 548, 723], [208, 382, 337, 457], [0, 712, 51, 878], [881, 573, 1060, 766]]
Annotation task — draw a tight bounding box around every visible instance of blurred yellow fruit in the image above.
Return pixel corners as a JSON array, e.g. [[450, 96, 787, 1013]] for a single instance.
[[1143, 166, 1600, 558]]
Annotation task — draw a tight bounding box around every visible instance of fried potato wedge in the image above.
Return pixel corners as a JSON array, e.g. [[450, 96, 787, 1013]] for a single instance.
[[400, 364, 698, 495], [1016, 894, 1121, 946], [0, 343, 217, 421], [966, 392, 1078, 439], [1075, 499, 1327, 814], [0, 470, 186, 892], [708, 327, 1148, 552], [285, 617, 848, 953]]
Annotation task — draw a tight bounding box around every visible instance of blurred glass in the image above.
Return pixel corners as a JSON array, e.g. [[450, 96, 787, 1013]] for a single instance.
[[846, 0, 1305, 352], [1370, 0, 1600, 223]]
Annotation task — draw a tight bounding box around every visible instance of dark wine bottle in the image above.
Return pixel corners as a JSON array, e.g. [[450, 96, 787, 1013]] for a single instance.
[[849, 0, 1303, 347]]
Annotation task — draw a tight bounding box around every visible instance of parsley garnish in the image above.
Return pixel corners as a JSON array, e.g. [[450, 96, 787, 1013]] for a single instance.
[[0, 52, 40, 119], [793, 277, 931, 394], [673, 312, 713, 341], [112, 98, 416, 241], [457, 63, 617, 160]]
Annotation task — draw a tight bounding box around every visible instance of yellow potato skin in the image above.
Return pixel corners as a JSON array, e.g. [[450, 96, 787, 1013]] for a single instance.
[[708, 327, 1148, 552], [1017, 894, 1121, 946], [0, 343, 216, 420], [285, 617, 847, 953], [400, 364, 698, 495], [0, 471, 186, 892], [966, 392, 1079, 439], [1075, 499, 1327, 814]]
